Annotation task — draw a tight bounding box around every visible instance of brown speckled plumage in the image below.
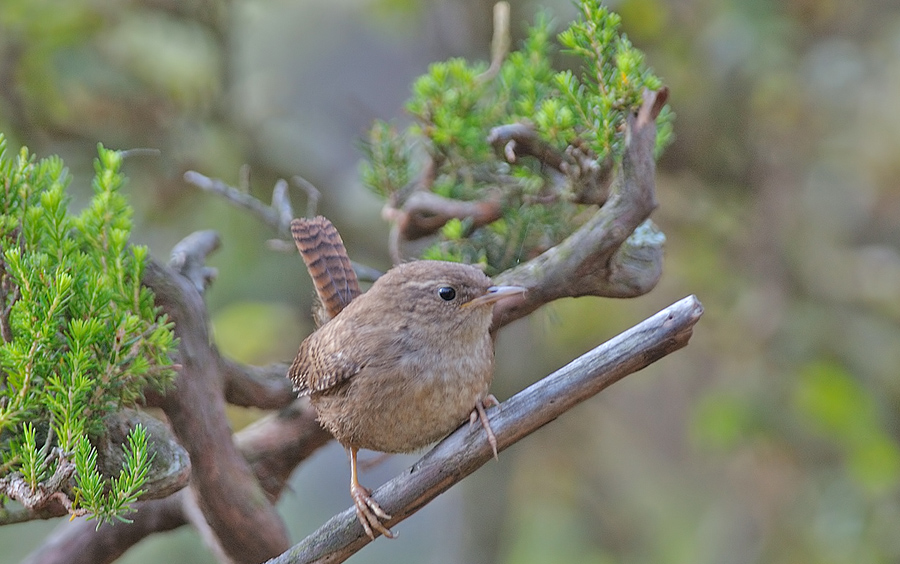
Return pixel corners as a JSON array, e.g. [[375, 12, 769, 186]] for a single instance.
[[290, 216, 360, 325], [287, 217, 524, 539], [288, 261, 497, 453]]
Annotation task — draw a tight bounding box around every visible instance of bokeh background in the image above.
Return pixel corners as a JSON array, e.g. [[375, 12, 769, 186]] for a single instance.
[[2, 0, 899, 562]]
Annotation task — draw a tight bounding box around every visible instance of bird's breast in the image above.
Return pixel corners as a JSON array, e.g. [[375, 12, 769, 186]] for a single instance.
[[312, 334, 495, 453]]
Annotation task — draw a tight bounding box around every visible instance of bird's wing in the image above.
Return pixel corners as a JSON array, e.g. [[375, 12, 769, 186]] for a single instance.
[[288, 338, 364, 396]]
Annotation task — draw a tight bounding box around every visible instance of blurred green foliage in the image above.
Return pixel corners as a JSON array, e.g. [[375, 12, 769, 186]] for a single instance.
[[794, 361, 900, 494]]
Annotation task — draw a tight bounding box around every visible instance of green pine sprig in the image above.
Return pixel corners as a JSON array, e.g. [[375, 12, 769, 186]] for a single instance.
[[360, 0, 673, 275], [0, 135, 176, 524], [73, 423, 152, 527]]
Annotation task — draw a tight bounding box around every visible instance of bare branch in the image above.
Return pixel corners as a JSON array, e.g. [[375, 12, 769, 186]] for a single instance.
[[292, 176, 321, 219], [21, 493, 189, 564], [221, 359, 296, 410], [383, 191, 504, 242], [487, 122, 570, 171], [267, 295, 704, 564], [183, 171, 296, 236], [236, 400, 332, 499], [0, 454, 76, 525], [143, 260, 291, 562], [476, 2, 511, 83], [169, 230, 220, 293], [487, 123, 615, 205], [271, 179, 294, 231]]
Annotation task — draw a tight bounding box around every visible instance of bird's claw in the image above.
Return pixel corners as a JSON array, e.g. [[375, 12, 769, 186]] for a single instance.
[[351, 482, 394, 539], [471, 395, 500, 460]]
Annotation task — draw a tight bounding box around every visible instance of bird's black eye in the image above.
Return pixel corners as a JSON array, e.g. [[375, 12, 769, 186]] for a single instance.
[[437, 286, 456, 301]]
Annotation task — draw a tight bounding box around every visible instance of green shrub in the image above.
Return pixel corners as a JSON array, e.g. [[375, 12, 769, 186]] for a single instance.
[[0, 136, 176, 525], [360, 0, 673, 274]]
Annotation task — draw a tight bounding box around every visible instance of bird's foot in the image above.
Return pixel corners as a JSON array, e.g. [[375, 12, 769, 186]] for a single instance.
[[351, 482, 394, 540], [470, 395, 500, 460]]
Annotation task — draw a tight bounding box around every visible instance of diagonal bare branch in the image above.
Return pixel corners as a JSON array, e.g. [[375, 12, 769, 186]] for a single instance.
[[267, 295, 703, 564]]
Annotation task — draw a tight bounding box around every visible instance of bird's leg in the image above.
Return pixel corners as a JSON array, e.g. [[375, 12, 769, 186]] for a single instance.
[[349, 447, 394, 539], [470, 394, 500, 459]]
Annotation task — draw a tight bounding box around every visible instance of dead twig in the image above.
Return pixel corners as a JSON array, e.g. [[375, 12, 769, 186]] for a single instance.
[[183, 171, 296, 237]]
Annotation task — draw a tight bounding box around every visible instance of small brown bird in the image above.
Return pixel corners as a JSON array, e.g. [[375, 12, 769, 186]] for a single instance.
[[288, 217, 524, 539]]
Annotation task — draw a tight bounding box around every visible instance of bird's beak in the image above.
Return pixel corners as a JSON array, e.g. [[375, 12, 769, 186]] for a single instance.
[[464, 285, 527, 307]]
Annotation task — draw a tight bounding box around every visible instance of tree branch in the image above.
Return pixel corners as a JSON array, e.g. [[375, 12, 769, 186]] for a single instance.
[[267, 295, 704, 564], [476, 1, 510, 83], [183, 171, 295, 237], [143, 259, 291, 563], [491, 88, 669, 326], [383, 191, 504, 242], [23, 400, 331, 564], [236, 400, 333, 499], [20, 493, 188, 564], [168, 230, 221, 294], [0, 409, 190, 527], [221, 358, 296, 410], [487, 122, 570, 172]]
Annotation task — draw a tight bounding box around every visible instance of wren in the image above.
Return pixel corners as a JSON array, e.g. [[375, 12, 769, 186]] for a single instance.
[[287, 217, 524, 539]]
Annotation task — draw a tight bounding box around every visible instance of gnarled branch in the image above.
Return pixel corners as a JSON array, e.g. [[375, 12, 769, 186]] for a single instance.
[[142, 256, 291, 562], [23, 400, 331, 564], [0, 409, 190, 527], [492, 88, 669, 326]]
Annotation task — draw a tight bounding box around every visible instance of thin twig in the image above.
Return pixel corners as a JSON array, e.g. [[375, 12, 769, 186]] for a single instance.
[[292, 175, 321, 219], [477, 2, 511, 83], [272, 179, 294, 232], [183, 171, 293, 236]]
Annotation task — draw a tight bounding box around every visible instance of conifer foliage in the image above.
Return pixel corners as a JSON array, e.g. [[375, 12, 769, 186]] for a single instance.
[[361, 0, 673, 274], [0, 136, 176, 525]]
